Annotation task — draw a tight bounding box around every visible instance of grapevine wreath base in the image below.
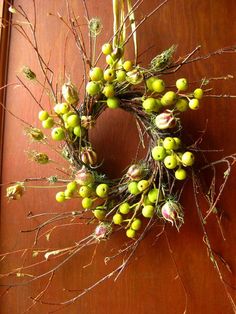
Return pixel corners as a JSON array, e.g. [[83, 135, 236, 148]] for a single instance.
[[1, 0, 236, 312]]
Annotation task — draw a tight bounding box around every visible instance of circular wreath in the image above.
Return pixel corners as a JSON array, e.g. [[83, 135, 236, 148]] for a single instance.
[[3, 1, 236, 310], [19, 43, 204, 239]]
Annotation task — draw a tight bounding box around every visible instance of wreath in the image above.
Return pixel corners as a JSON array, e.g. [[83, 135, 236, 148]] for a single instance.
[[2, 0, 236, 312]]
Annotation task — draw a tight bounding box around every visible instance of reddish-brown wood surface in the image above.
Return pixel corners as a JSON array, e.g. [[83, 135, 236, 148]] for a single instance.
[[1, 1, 236, 313]]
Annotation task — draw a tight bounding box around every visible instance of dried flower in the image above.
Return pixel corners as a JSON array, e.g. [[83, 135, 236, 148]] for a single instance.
[[81, 115, 95, 129], [6, 182, 25, 200], [126, 69, 143, 85], [89, 17, 103, 37], [150, 45, 176, 71], [161, 200, 184, 229], [24, 127, 45, 141], [21, 66, 36, 80], [94, 222, 112, 240], [155, 110, 177, 130], [75, 167, 94, 186], [127, 164, 145, 181], [81, 147, 97, 166], [28, 150, 49, 164], [62, 81, 79, 104]]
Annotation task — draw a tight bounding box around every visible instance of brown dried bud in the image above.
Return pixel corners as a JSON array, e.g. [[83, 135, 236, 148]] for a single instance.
[[81, 147, 97, 166], [62, 81, 79, 104], [81, 115, 95, 129], [6, 182, 25, 200], [127, 164, 145, 181]]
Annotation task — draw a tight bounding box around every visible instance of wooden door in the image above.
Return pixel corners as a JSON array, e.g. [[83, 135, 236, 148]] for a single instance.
[[1, 1, 236, 313]]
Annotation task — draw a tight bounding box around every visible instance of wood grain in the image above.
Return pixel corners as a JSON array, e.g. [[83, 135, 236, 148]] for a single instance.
[[1, 1, 236, 313]]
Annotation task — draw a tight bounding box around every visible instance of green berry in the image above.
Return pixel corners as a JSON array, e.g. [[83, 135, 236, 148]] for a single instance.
[[148, 188, 162, 203], [93, 209, 106, 220], [131, 218, 142, 231], [102, 43, 113, 55], [89, 67, 103, 81], [79, 185, 92, 198], [96, 184, 109, 198], [123, 60, 133, 71], [64, 189, 73, 198], [176, 98, 188, 112], [59, 102, 70, 114], [104, 69, 115, 81], [181, 152, 195, 166], [103, 84, 115, 98], [175, 168, 187, 180], [119, 202, 130, 214], [142, 205, 155, 218], [163, 137, 176, 150], [86, 81, 100, 96], [55, 191, 65, 203], [126, 228, 136, 238], [176, 78, 188, 91], [173, 137, 181, 150], [128, 181, 140, 195], [137, 180, 149, 192], [67, 114, 80, 127], [38, 110, 49, 121], [113, 213, 123, 224], [161, 91, 177, 106], [42, 117, 54, 129], [51, 127, 65, 141], [151, 146, 167, 161], [189, 98, 200, 110], [142, 98, 157, 111], [116, 70, 126, 82], [107, 97, 119, 109], [164, 155, 178, 169], [152, 79, 165, 93], [146, 77, 156, 91], [73, 126, 83, 137], [106, 55, 114, 65], [67, 181, 78, 192], [193, 88, 204, 99], [82, 197, 93, 209]]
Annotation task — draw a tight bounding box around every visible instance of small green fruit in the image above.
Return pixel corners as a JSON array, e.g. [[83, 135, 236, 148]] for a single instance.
[[176, 78, 188, 91], [42, 117, 54, 129], [131, 218, 142, 231], [116, 70, 126, 82], [59, 102, 70, 114], [181, 151, 195, 166], [79, 185, 92, 198], [55, 191, 65, 203], [152, 79, 165, 93], [86, 81, 100, 96], [93, 209, 106, 220], [146, 77, 156, 91], [151, 146, 167, 161], [38, 110, 49, 121], [126, 228, 136, 238], [176, 98, 188, 112], [193, 88, 204, 99], [189, 98, 200, 110], [113, 213, 123, 224], [102, 43, 113, 55], [163, 137, 176, 150], [82, 197, 93, 209], [96, 184, 109, 198], [128, 181, 140, 195], [142, 205, 155, 218], [104, 69, 115, 81], [107, 97, 119, 109], [67, 181, 78, 192], [89, 67, 103, 81], [164, 155, 178, 169], [123, 60, 133, 71], [73, 126, 83, 137], [51, 127, 65, 141], [137, 180, 149, 192], [142, 98, 157, 111], [175, 168, 187, 180], [67, 114, 80, 127], [103, 84, 115, 98], [119, 202, 130, 214], [148, 188, 162, 203], [161, 91, 177, 106]]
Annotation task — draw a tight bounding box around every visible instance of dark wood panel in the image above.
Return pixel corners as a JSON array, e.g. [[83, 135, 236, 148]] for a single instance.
[[1, 1, 236, 313]]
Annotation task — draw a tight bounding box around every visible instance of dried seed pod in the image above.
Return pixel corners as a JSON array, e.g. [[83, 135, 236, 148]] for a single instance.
[[81, 115, 95, 129], [62, 81, 79, 104], [75, 167, 94, 186], [21, 66, 36, 80], [155, 110, 177, 130], [28, 151, 49, 164], [89, 17, 103, 37], [94, 222, 112, 240], [80, 147, 97, 166], [6, 182, 25, 200], [24, 127, 45, 141], [161, 200, 184, 229], [127, 164, 145, 181]]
